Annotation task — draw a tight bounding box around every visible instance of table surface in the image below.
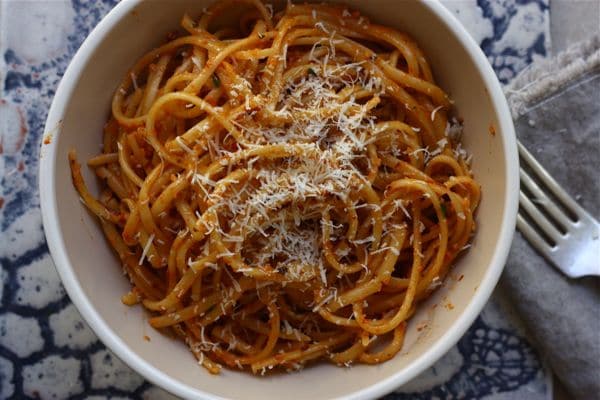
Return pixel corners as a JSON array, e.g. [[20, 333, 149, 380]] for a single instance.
[[0, 1, 559, 399]]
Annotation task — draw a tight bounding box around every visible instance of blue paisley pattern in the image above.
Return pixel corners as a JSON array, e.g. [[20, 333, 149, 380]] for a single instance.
[[478, 0, 549, 82], [0, 1, 549, 399], [387, 317, 542, 400]]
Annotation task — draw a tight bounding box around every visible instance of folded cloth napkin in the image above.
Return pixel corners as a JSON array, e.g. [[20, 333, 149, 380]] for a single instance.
[[502, 36, 600, 399]]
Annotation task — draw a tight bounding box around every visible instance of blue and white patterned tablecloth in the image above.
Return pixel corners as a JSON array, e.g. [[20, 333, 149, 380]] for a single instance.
[[0, 1, 551, 399]]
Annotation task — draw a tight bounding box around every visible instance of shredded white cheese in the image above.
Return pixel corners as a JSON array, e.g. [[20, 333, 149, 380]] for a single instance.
[[138, 234, 155, 265]]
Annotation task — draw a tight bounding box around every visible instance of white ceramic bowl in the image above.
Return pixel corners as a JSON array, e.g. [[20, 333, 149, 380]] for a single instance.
[[39, 1, 518, 399]]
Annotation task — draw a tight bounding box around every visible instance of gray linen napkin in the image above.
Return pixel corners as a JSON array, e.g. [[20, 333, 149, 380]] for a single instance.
[[501, 36, 600, 399]]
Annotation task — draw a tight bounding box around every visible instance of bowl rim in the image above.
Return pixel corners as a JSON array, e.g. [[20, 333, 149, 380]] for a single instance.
[[39, 1, 519, 399]]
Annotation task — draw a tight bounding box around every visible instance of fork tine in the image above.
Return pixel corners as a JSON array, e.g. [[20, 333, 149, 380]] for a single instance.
[[518, 141, 583, 219], [519, 167, 572, 229], [517, 213, 556, 260], [519, 191, 563, 243]]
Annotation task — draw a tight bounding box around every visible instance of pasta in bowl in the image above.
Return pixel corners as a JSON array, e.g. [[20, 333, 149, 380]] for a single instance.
[[40, 0, 517, 398]]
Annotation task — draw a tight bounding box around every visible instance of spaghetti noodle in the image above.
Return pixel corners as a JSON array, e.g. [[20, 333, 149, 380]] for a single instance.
[[69, 0, 480, 375]]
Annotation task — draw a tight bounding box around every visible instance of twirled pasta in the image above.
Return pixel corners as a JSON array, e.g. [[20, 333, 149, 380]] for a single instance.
[[70, 0, 480, 375]]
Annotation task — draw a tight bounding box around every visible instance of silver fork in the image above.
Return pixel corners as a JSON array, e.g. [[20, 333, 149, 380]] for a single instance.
[[517, 141, 600, 278]]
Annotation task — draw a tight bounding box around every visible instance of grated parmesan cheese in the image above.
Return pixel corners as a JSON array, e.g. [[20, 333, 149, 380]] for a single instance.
[[430, 105, 444, 121], [138, 234, 154, 265]]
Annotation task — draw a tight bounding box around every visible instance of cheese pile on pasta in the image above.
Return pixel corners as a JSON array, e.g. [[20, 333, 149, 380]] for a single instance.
[[70, 0, 480, 374]]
